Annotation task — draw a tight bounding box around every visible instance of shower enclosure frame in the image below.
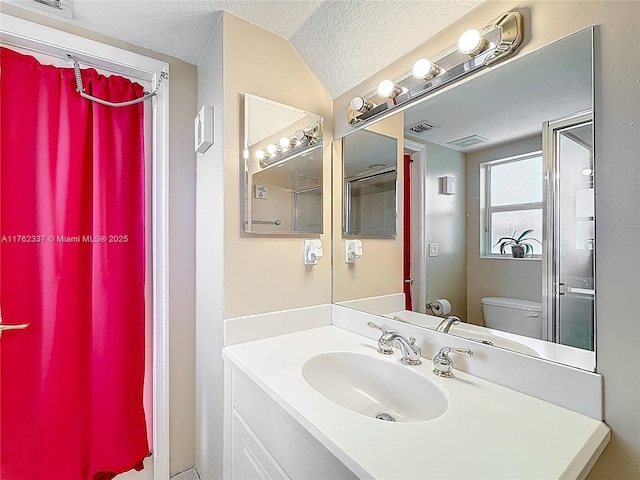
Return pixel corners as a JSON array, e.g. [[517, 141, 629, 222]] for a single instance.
[[542, 110, 595, 350]]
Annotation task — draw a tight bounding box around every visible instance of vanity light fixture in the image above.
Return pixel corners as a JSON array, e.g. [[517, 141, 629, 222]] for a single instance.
[[377, 80, 404, 99], [412, 59, 442, 80], [348, 11, 524, 127], [349, 96, 375, 113], [458, 29, 488, 56]]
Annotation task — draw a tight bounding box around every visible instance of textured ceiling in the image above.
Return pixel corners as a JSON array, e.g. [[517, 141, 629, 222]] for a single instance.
[[3, 0, 484, 98], [403, 28, 593, 153]]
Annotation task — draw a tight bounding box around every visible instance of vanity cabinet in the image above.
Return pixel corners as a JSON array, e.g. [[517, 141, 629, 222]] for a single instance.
[[229, 368, 357, 480]]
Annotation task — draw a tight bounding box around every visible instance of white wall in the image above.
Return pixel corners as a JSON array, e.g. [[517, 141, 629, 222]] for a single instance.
[[407, 137, 468, 320], [466, 136, 543, 325], [0, 4, 198, 476], [195, 12, 225, 480], [334, 2, 640, 477]]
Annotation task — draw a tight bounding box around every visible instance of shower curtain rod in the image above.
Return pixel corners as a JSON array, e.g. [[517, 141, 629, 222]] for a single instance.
[[67, 54, 167, 108]]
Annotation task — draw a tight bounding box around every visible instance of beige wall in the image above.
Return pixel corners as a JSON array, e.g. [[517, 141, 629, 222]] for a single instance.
[[334, 2, 640, 477], [222, 12, 333, 319], [195, 12, 334, 478], [466, 136, 543, 325], [333, 115, 404, 303], [407, 138, 468, 320], [0, 4, 197, 476]]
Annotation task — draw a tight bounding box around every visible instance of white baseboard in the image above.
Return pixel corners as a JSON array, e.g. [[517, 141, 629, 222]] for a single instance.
[[170, 466, 199, 480]]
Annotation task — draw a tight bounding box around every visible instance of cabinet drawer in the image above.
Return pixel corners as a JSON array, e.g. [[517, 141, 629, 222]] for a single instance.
[[231, 370, 357, 480], [232, 408, 290, 480]]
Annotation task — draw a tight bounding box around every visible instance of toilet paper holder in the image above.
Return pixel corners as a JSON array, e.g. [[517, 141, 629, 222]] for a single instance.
[[426, 298, 452, 316]]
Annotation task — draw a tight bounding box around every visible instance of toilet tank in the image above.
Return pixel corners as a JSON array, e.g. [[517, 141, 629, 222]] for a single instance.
[[481, 297, 543, 339]]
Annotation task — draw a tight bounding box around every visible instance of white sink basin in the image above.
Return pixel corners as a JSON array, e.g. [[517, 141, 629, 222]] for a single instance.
[[302, 352, 448, 422]]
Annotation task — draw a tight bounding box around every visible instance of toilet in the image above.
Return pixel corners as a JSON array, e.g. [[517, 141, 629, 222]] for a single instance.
[[481, 297, 543, 339]]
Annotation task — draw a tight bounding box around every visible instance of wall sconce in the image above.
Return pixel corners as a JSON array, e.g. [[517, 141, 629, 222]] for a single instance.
[[257, 121, 323, 169], [348, 11, 524, 127]]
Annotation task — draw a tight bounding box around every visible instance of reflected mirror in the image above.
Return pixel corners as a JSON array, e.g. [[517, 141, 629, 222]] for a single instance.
[[244, 94, 323, 234], [343, 130, 398, 237], [333, 28, 595, 370]]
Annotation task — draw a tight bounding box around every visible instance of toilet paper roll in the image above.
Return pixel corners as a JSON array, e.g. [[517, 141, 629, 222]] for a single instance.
[[431, 298, 452, 315]]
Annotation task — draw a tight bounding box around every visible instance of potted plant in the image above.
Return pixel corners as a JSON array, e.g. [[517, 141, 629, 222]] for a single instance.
[[494, 229, 542, 258]]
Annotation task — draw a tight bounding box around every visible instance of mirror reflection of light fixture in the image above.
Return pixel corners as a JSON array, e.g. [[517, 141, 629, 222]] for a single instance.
[[377, 80, 403, 99], [280, 136, 296, 149], [258, 122, 323, 169], [458, 29, 488, 56], [412, 59, 442, 80], [294, 122, 322, 145], [348, 11, 524, 127], [266, 143, 282, 155]]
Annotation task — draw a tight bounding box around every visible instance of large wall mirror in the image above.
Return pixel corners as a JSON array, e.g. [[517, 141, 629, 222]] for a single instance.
[[333, 28, 596, 371], [243, 94, 324, 234]]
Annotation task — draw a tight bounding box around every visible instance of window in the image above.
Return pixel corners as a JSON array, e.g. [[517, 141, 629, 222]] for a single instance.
[[481, 152, 543, 257]]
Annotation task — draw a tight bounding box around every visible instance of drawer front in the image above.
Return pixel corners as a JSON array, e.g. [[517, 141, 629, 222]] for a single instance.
[[231, 370, 357, 480], [232, 408, 290, 480]]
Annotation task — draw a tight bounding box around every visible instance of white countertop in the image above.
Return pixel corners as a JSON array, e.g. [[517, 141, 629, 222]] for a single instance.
[[222, 326, 610, 480]]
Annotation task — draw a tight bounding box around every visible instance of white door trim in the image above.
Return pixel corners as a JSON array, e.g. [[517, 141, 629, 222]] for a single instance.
[[0, 14, 171, 479]]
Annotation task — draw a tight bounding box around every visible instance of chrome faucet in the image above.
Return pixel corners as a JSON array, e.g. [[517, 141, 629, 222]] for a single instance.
[[436, 315, 461, 333], [432, 346, 473, 378], [367, 322, 422, 366]]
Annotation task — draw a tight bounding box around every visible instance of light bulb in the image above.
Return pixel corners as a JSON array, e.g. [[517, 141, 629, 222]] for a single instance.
[[412, 58, 441, 80], [255, 150, 268, 161], [458, 29, 487, 56], [582, 168, 593, 176], [266, 144, 281, 155], [294, 129, 309, 142], [280, 137, 293, 149], [349, 96, 374, 113], [377, 80, 403, 99]]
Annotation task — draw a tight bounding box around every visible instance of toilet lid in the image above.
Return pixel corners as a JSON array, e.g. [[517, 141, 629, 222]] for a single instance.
[[481, 297, 542, 312]]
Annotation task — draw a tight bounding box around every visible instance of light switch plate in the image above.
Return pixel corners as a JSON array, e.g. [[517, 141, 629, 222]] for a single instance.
[[429, 242, 439, 257]]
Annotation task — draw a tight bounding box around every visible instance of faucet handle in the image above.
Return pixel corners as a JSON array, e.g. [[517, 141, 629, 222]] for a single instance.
[[433, 346, 473, 378], [367, 321, 387, 334], [367, 322, 395, 355]]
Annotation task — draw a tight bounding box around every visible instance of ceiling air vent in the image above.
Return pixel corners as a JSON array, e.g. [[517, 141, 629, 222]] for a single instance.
[[33, 0, 61, 8], [405, 119, 441, 135], [447, 134, 489, 148]]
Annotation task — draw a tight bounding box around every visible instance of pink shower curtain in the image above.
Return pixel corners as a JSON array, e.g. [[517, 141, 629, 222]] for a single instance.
[[0, 48, 149, 479]]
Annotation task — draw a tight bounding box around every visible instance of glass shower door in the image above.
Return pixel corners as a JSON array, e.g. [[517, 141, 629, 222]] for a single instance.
[[543, 112, 595, 351]]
